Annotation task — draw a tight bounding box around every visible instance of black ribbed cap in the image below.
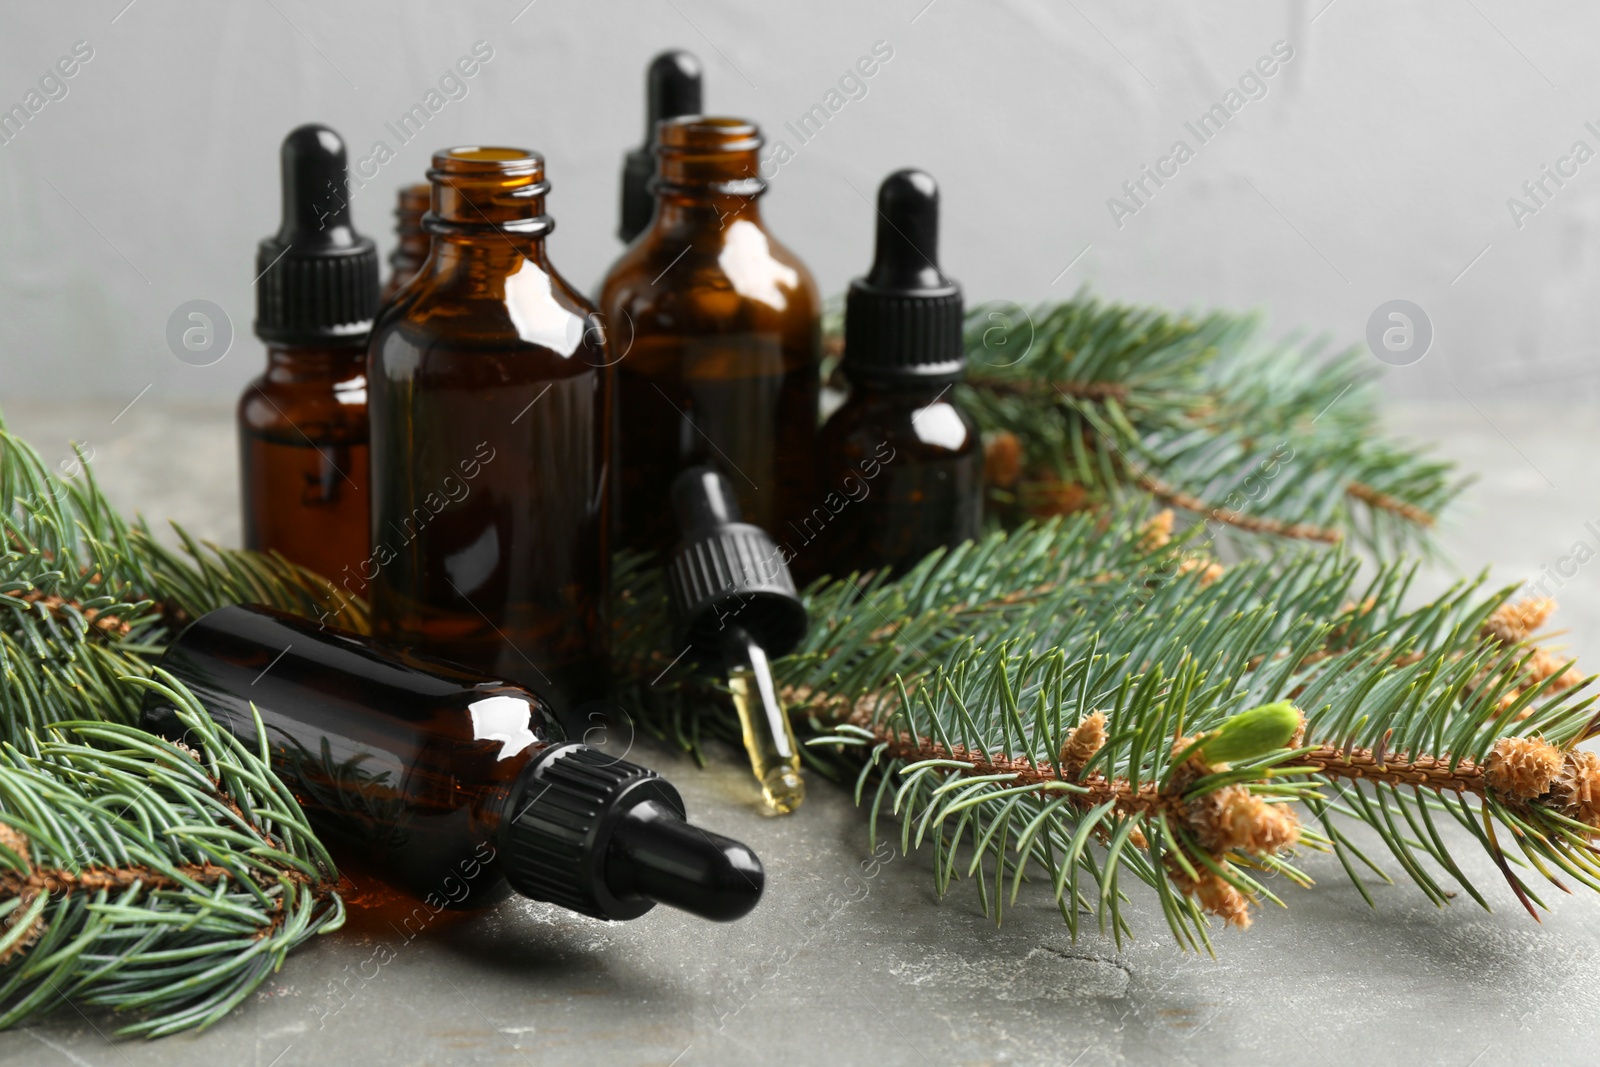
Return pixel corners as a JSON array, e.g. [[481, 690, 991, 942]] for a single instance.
[[501, 743, 685, 921], [619, 50, 703, 243], [501, 742, 764, 922], [255, 124, 380, 347], [665, 466, 808, 657], [842, 169, 965, 382]]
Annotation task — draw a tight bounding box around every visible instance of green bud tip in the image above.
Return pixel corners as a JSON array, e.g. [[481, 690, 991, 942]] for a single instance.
[[1196, 701, 1302, 765]]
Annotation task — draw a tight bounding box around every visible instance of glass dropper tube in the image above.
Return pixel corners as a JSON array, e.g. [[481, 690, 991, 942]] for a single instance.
[[723, 626, 805, 814], [664, 465, 810, 815]]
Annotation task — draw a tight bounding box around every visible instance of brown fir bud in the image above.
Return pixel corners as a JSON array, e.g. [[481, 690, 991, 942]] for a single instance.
[[19, 590, 132, 638], [1059, 711, 1106, 779], [1523, 649, 1581, 694], [1140, 509, 1175, 551], [1166, 859, 1252, 929], [0, 823, 31, 873], [1177, 557, 1225, 587], [1549, 749, 1600, 831], [1186, 786, 1300, 855], [1491, 687, 1525, 721], [1024, 477, 1090, 517], [1485, 736, 1564, 799], [983, 431, 1024, 489], [1093, 818, 1149, 851], [0, 824, 41, 965], [81, 606, 131, 638], [1482, 597, 1557, 645]]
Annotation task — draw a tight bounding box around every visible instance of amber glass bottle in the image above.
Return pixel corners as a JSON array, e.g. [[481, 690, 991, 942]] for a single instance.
[[600, 117, 821, 559], [799, 170, 982, 584], [241, 124, 378, 583], [367, 148, 610, 716], [381, 182, 430, 302], [143, 604, 763, 921]]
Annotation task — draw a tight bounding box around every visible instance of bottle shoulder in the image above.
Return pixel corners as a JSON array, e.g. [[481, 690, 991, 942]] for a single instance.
[[368, 256, 603, 376], [599, 222, 820, 333], [238, 355, 369, 434]]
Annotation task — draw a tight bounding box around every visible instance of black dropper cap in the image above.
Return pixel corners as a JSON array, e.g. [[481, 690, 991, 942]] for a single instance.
[[619, 50, 703, 244], [842, 169, 965, 382], [255, 124, 380, 347], [664, 466, 808, 658], [502, 742, 764, 922]]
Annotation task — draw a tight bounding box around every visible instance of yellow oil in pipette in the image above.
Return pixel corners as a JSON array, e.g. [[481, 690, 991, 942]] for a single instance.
[[725, 630, 804, 814]]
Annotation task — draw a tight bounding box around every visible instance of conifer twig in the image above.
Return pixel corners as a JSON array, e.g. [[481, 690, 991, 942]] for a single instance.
[[0, 680, 342, 1036], [619, 503, 1599, 946], [955, 292, 1462, 553], [0, 417, 352, 1034]]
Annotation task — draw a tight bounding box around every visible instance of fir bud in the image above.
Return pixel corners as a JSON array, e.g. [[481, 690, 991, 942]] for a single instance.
[[1196, 701, 1301, 765]]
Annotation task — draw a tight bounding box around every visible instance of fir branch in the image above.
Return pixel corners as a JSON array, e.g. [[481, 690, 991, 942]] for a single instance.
[[1133, 471, 1343, 543], [0, 420, 366, 744], [618, 504, 1600, 947], [956, 292, 1464, 553], [0, 677, 342, 1036], [969, 378, 1131, 403], [0, 418, 354, 1033], [796, 523, 1599, 944], [1346, 480, 1436, 529]]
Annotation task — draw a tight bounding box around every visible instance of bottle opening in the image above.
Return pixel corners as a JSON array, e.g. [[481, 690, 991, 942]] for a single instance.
[[426, 147, 551, 235], [653, 117, 764, 201], [433, 146, 543, 172], [656, 116, 761, 155]]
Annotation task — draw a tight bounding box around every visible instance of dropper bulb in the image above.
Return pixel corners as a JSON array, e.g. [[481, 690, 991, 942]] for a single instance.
[[647, 50, 703, 135], [277, 123, 359, 248], [621, 51, 704, 244], [865, 168, 948, 292], [671, 464, 743, 537], [606, 800, 764, 921]]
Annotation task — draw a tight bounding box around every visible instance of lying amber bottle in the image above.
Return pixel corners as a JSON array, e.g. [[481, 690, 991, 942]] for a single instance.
[[241, 124, 377, 583], [800, 170, 982, 583], [367, 148, 610, 716], [381, 182, 430, 302], [599, 117, 821, 559], [143, 604, 763, 921]]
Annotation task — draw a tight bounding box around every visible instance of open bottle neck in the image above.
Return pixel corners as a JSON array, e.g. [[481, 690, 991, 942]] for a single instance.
[[413, 147, 557, 277], [647, 117, 769, 236], [651, 192, 766, 233], [424, 146, 553, 239]]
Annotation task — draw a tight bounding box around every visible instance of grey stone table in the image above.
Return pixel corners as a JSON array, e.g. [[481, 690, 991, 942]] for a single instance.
[[2, 400, 1599, 1067]]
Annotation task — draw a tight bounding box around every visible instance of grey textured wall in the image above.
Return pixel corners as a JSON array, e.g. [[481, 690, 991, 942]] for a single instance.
[[0, 0, 1593, 405]]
